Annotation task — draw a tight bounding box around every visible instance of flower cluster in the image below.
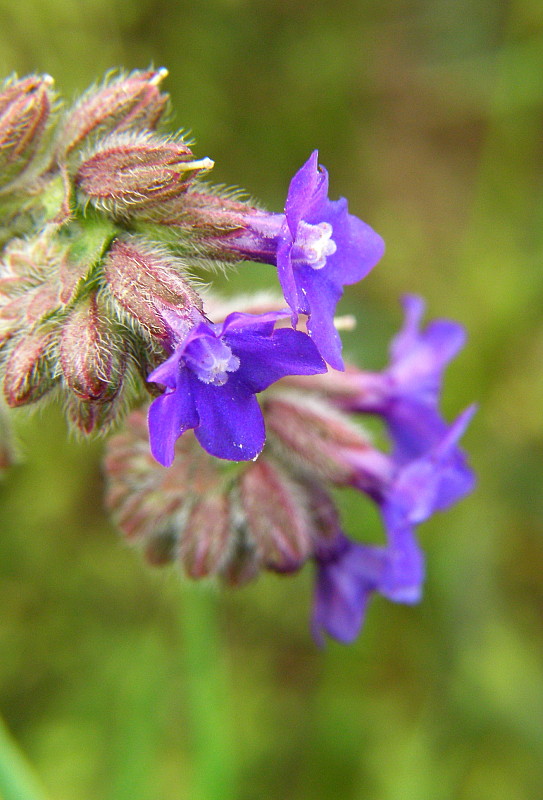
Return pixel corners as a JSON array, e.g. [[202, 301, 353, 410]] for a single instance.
[[0, 68, 475, 644], [106, 295, 475, 644]]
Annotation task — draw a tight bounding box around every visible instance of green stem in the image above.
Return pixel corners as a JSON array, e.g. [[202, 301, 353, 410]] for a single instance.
[[0, 715, 49, 800], [178, 586, 238, 800]]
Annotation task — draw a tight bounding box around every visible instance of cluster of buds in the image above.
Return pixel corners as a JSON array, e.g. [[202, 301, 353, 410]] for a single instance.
[[0, 69, 212, 432], [0, 68, 475, 644]]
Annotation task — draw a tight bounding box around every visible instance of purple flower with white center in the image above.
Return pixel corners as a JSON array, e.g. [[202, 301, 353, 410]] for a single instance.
[[147, 310, 327, 466], [311, 406, 476, 643], [218, 151, 385, 370], [277, 152, 384, 370]]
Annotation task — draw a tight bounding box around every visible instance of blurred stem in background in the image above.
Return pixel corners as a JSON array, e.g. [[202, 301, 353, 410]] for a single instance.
[[0, 714, 50, 800], [178, 586, 238, 800]]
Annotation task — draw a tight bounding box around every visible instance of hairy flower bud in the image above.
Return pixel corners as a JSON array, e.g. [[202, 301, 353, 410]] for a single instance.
[[59, 291, 126, 403], [103, 237, 203, 340], [0, 74, 54, 190], [0, 236, 63, 361], [55, 68, 169, 159], [104, 409, 334, 585], [3, 324, 58, 406], [180, 493, 232, 579], [264, 392, 375, 485], [239, 459, 313, 572], [105, 414, 232, 570], [75, 132, 214, 216]]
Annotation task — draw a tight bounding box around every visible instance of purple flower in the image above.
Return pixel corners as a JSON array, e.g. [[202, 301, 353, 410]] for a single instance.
[[382, 404, 476, 520], [312, 529, 426, 646], [341, 295, 468, 462], [276, 151, 384, 369], [147, 310, 327, 466], [216, 152, 384, 370], [312, 406, 476, 644], [312, 534, 387, 645]]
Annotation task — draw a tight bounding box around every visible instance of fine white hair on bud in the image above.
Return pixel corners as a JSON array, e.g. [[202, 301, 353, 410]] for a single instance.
[[75, 131, 214, 217], [54, 67, 170, 160]]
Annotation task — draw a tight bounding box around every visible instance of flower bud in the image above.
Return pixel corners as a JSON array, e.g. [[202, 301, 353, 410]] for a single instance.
[[0, 236, 65, 323], [105, 416, 235, 571], [239, 459, 313, 572], [144, 529, 178, 566], [75, 132, 214, 216], [264, 392, 374, 485], [3, 325, 58, 406], [103, 237, 203, 340], [104, 406, 348, 587], [55, 68, 169, 158], [180, 493, 232, 579], [59, 291, 126, 403], [0, 282, 60, 360], [0, 74, 54, 190]]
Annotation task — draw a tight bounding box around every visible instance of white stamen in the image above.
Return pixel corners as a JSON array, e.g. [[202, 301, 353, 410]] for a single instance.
[[293, 221, 337, 270]]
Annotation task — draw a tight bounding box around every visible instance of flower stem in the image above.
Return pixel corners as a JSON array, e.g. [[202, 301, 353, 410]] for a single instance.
[[0, 715, 49, 800], [178, 586, 238, 800]]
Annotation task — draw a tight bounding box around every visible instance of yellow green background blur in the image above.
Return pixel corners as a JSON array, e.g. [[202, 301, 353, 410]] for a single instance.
[[1, 1, 543, 798]]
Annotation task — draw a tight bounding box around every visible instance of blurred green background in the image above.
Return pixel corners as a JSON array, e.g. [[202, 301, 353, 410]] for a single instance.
[[1, 0, 543, 798]]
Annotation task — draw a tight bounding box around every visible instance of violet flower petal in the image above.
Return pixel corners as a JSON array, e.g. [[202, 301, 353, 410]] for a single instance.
[[379, 508, 425, 603], [148, 370, 197, 467], [312, 536, 387, 645], [229, 325, 327, 392], [284, 150, 328, 235], [147, 348, 184, 390], [300, 266, 344, 370], [218, 309, 290, 337], [276, 235, 300, 325], [391, 405, 476, 522], [389, 295, 466, 408], [192, 376, 265, 460]]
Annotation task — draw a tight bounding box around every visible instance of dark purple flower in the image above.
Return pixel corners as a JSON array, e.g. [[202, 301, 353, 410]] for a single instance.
[[147, 310, 327, 466]]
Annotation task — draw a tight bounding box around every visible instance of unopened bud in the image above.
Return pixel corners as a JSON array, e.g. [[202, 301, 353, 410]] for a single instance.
[[59, 291, 126, 402], [75, 132, 214, 216], [0, 236, 64, 323], [239, 459, 313, 572], [56, 68, 169, 158], [3, 325, 58, 406], [0, 238, 63, 361], [103, 237, 203, 339], [144, 529, 178, 566], [0, 282, 61, 359], [0, 74, 54, 190], [64, 369, 137, 435], [105, 416, 228, 559], [181, 493, 232, 579], [104, 408, 342, 586], [264, 392, 374, 485]]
